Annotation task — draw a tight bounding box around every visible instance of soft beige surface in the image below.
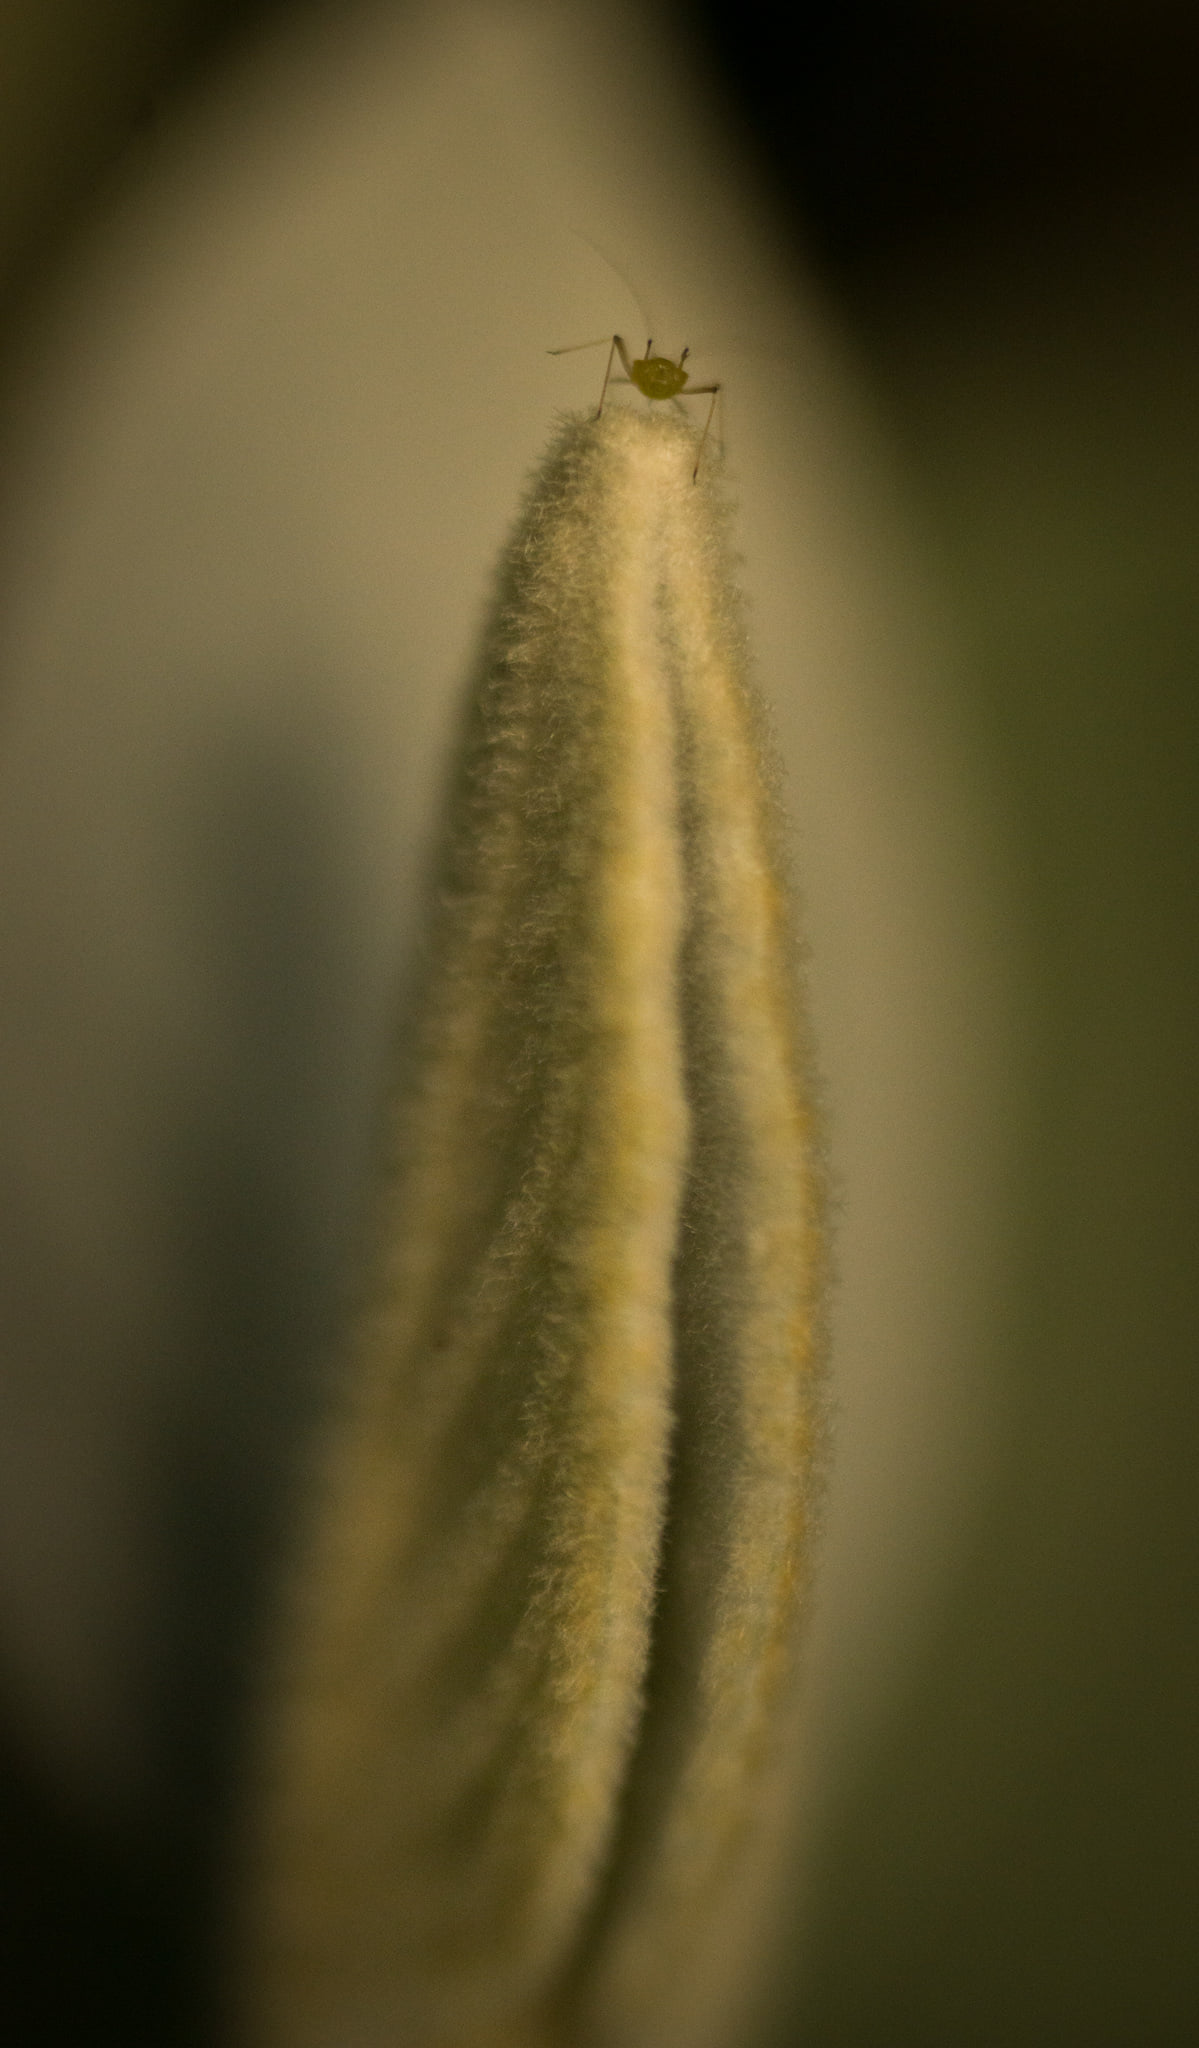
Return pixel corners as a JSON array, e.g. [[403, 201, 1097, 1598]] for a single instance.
[[0, 2, 1015, 2040]]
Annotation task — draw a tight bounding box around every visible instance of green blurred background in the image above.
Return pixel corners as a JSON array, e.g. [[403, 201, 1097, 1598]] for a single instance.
[[1, 3, 1196, 2042]]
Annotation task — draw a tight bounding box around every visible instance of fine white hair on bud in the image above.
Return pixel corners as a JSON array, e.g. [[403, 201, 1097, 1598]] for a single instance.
[[239, 405, 825, 2048]]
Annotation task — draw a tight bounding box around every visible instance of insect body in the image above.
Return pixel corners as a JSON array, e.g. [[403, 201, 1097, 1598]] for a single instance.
[[549, 334, 721, 480], [628, 346, 690, 401]]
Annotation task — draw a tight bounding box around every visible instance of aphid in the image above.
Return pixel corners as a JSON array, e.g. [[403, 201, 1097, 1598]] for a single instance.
[[549, 334, 721, 481]]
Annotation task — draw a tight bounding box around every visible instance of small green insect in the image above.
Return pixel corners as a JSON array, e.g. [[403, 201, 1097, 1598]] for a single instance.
[[549, 334, 721, 480]]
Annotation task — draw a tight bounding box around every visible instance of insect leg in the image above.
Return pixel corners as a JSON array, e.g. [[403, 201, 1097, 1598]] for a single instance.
[[686, 384, 722, 481], [596, 336, 620, 417], [599, 335, 640, 418]]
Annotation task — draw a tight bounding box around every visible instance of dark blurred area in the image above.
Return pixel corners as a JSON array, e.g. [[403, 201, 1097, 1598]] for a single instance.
[[683, 0, 1199, 281], [2, 3, 1198, 2044]]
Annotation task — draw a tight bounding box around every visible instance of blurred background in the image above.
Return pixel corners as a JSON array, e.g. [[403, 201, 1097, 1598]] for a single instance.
[[1, 3, 1197, 2043]]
